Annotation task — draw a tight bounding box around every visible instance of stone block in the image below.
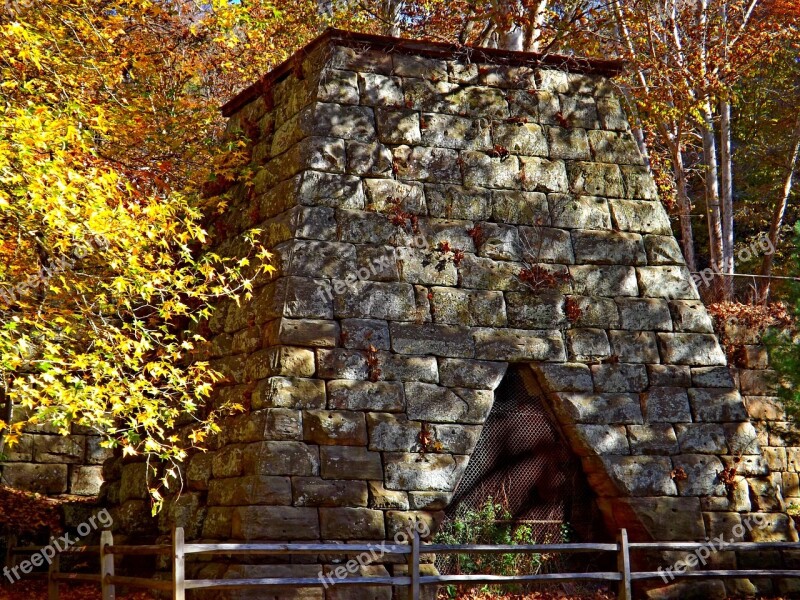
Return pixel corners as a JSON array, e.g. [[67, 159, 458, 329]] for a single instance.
[[406, 384, 493, 424], [367, 413, 421, 451], [724, 422, 760, 455], [505, 291, 565, 329], [549, 194, 611, 229], [637, 266, 699, 300], [334, 281, 417, 320], [565, 295, 620, 328], [120, 462, 149, 500], [547, 126, 591, 160], [668, 300, 715, 333], [550, 392, 643, 424], [303, 410, 368, 445], [657, 333, 726, 366], [691, 366, 734, 388], [571, 424, 629, 456], [340, 318, 391, 350], [69, 466, 103, 496], [532, 362, 594, 392], [605, 497, 705, 540], [591, 363, 649, 393], [281, 276, 335, 319], [429, 423, 482, 454], [320, 446, 383, 480], [492, 190, 549, 226], [244, 346, 315, 380], [672, 454, 726, 496], [390, 322, 475, 358], [293, 477, 368, 507], [395, 247, 457, 286], [571, 230, 646, 265], [374, 352, 439, 383], [252, 377, 326, 410], [393, 54, 448, 79], [202, 506, 233, 538], [588, 130, 642, 165], [615, 298, 672, 331], [519, 157, 569, 193], [647, 365, 691, 387], [408, 491, 452, 510], [425, 184, 492, 220], [744, 396, 785, 420], [346, 141, 393, 177], [328, 380, 404, 412], [518, 226, 574, 264], [570, 266, 638, 297], [462, 151, 520, 189], [567, 162, 624, 198], [232, 506, 320, 540], [358, 72, 404, 106], [596, 96, 629, 131], [242, 441, 319, 477], [263, 318, 339, 348], [228, 408, 302, 443], [421, 113, 491, 150], [674, 423, 727, 453], [644, 234, 685, 265], [494, 122, 548, 156], [363, 178, 425, 213], [437, 358, 507, 389], [567, 328, 611, 361], [479, 64, 537, 88], [641, 387, 692, 422], [329, 46, 393, 74], [375, 109, 421, 145], [392, 145, 461, 183], [558, 95, 599, 129], [320, 507, 385, 540], [627, 424, 679, 455], [312, 103, 375, 141], [384, 453, 468, 491], [592, 456, 677, 496], [739, 369, 774, 395], [32, 434, 84, 464], [507, 89, 559, 123], [472, 327, 566, 362], [294, 170, 366, 209], [369, 481, 409, 510], [430, 288, 507, 327], [317, 69, 359, 104], [208, 475, 292, 506]]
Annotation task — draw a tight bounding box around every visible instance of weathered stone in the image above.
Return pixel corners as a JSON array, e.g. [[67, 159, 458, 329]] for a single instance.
[[462, 151, 520, 189], [570, 266, 638, 297], [346, 141, 393, 177], [548, 194, 611, 229], [668, 300, 715, 333], [293, 478, 368, 507], [438, 358, 507, 389], [303, 410, 368, 445], [609, 200, 671, 235], [367, 413, 421, 451], [637, 266, 699, 300], [363, 178, 425, 213], [294, 170, 366, 209], [492, 190, 549, 226], [547, 126, 591, 160], [749, 513, 797, 542], [69, 466, 103, 496], [567, 162, 624, 198], [591, 456, 677, 496], [430, 287, 507, 327], [375, 109, 421, 145], [320, 507, 385, 540], [312, 103, 375, 141], [479, 65, 537, 88], [646, 365, 691, 388], [334, 281, 417, 320], [208, 476, 292, 506], [328, 380, 404, 412], [358, 73, 403, 106], [393, 145, 461, 183], [644, 235, 685, 265], [627, 424, 679, 455], [588, 130, 642, 165], [390, 322, 475, 358], [421, 113, 491, 150], [571, 424, 629, 456], [280, 276, 334, 319], [691, 366, 735, 388], [384, 453, 468, 491], [744, 396, 785, 420], [458, 254, 526, 291], [550, 392, 643, 424], [320, 446, 383, 480], [340, 318, 391, 350], [317, 69, 359, 104], [244, 346, 315, 380], [559, 95, 599, 129], [406, 384, 493, 424], [232, 506, 320, 540], [517, 226, 574, 264], [565, 295, 620, 328], [657, 333, 726, 366], [674, 423, 728, 453], [505, 290, 565, 329], [120, 462, 149, 500], [396, 246, 457, 286], [393, 54, 448, 79], [472, 327, 566, 361], [591, 363, 649, 393], [672, 454, 726, 496], [571, 230, 646, 265], [642, 387, 692, 422], [519, 157, 569, 193], [32, 435, 84, 464], [429, 423, 482, 454], [507, 89, 559, 122], [724, 422, 760, 455], [369, 481, 409, 510], [532, 362, 594, 392], [252, 377, 326, 410], [408, 491, 452, 510], [567, 328, 611, 361], [264, 318, 339, 348], [596, 96, 629, 131], [425, 184, 491, 220]]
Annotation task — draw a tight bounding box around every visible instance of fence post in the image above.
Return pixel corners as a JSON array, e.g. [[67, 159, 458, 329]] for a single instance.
[[173, 527, 186, 600], [617, 528, 631, 600], [100, 530, 115, 600], [407, 528, 420, 600], [47, 553, 59, 600]]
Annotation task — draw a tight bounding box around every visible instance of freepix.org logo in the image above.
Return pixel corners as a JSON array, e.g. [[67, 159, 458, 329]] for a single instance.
[[3, 509, 114, 583]]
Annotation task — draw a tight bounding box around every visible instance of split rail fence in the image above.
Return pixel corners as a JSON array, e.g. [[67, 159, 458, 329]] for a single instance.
[[7, 528, 800, 599]]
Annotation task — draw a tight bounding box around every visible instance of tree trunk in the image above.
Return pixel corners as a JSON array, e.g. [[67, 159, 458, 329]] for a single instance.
[[671, 143, 698, 272], [720, 98, 735, 297], [758, 119, 800, 303], [525, 0, 549, 53], [700, 101, 725, 299]]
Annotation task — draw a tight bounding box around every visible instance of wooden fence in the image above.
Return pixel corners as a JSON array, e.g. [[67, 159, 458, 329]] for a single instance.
[[7, 528, 800, 600]]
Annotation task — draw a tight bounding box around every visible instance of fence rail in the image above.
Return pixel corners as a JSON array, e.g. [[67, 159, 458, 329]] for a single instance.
[[7, 527, 800, 600]]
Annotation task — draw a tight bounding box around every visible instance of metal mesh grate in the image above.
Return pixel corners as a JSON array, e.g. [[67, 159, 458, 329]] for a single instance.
[[438, 365, 603, 560]]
